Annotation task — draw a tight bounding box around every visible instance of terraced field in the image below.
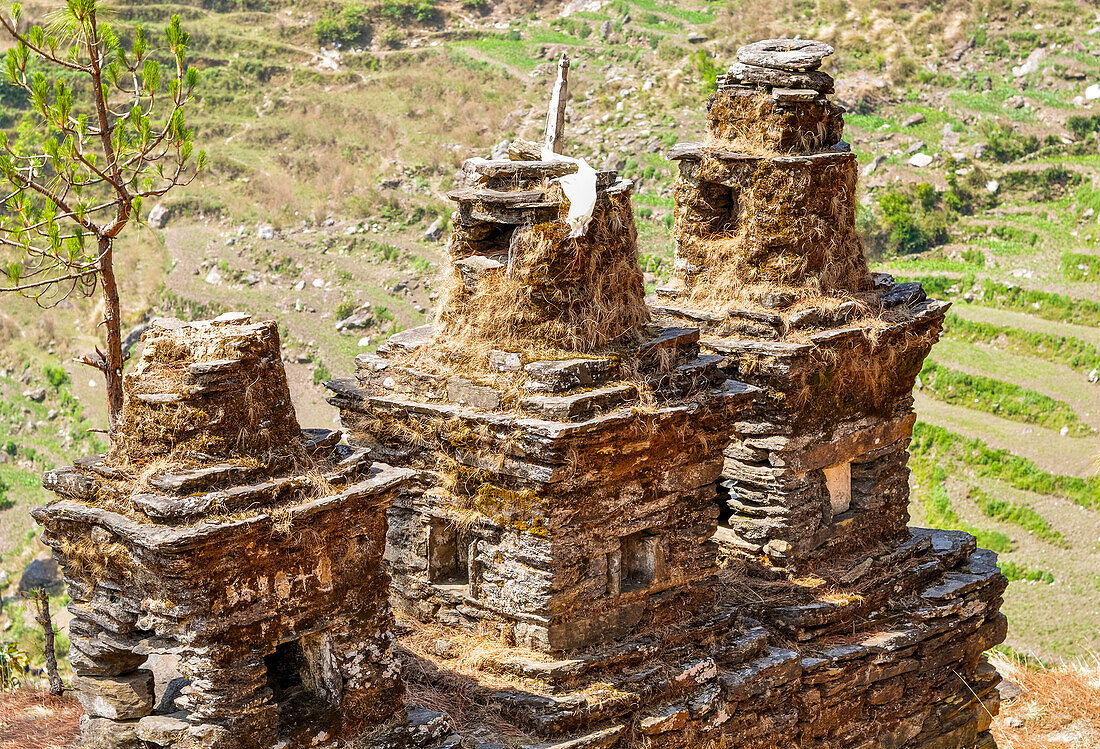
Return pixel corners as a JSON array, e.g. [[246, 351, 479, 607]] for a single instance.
[[0, 0, 1098, 673]]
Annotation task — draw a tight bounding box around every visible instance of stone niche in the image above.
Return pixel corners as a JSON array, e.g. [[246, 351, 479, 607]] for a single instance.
[[35, 314, 410, 749]]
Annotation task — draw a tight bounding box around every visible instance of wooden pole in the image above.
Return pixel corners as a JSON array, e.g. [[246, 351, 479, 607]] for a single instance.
[[543, 52, 570, 155]]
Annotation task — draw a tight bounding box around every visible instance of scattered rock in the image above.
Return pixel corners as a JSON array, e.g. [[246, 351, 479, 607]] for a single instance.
[[600, 20, 613, 38], [997, 679, 1022, 704], [424, 217, 446, 242], [862, 155, 886, 176], [19, 555, 64, 594], [336, 304, 375, 333], [136, 712, 190, 745], [122, 323, 150, 356], [986, 180, 999, 193], [902, 113, 925, 127], [73, 671, 156, 720], [1086, 84, 1100, 100], [148, 203, 170, 229], [908, 153, 934, 168], [257, 225, 275, 240], [941, 124, 959, 148], [489, 139, 509, 160], [737, 38, 834, 71], [488, 350, 523, 372], [445, 377, 501, 410], [204, 269, 222, 285], [23, 387, 46, 402], [560, 0, 605, 16], [1012, 47, 1046, 77]]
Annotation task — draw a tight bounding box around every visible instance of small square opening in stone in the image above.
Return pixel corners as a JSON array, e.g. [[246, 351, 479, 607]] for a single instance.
[[428, 521, 470, 585], [264, 635, 341, 734], [620, 532, 662, 593], [727, 185, 741, 233], [469, 223, 516, 264], [265, 639, 306, 704], [824, 461, 852, 516]]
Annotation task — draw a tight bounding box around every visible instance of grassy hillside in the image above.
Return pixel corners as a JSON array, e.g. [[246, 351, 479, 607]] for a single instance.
[[0, 0, 1098, 670]]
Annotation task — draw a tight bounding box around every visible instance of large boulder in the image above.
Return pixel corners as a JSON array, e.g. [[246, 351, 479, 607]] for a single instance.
[[18, 556, 64, 594]]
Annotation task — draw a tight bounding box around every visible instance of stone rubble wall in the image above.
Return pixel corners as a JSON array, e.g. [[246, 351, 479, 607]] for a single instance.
[[327, 332, 758, 654]]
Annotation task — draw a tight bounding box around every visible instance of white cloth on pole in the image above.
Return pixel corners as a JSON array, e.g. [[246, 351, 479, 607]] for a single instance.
[[541, 145, 598, 238]]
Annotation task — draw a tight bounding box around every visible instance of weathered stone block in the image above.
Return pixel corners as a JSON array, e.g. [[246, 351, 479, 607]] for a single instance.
[[72, 671, 155, 720]]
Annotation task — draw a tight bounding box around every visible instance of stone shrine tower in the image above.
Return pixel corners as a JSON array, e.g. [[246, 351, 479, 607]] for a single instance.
[[652, 39, 1009, 749], [36, 314, 409, 749], [327, 57, 813, 748], [656, 39, 950, 564]]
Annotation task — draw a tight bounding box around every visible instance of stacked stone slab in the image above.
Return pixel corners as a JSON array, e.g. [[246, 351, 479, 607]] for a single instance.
[[324, 82, 853, 744], [707, 524, 1007, 749], [35, 314, 410, 749], [654, 39, 1007, 749]]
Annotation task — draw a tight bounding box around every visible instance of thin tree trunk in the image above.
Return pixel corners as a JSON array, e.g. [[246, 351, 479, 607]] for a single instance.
[[98, 235, 125, 436], [32, 590, 64, 696]]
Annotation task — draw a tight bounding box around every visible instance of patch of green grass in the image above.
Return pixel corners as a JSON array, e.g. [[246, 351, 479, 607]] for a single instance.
[[1022, 88, 1072, 110], [910, 456, 1013, 553], [918, 360, 1094, 437], [1061, 252, 1100, 282], [950, 88, 1037, 122], [884, 257, 983, 274], [999, 560, 1055, 584], [846, 113, 893, 132], [311, 359, 333, 386], [624, 0, 716, 24], [942, 314, 1100, 374], [911, 422, 1100, 511], [335, 299, 357, 320], [451, 37, 541, 72], [900, 275, 1100, 328], [967, 487, 1067, 547]]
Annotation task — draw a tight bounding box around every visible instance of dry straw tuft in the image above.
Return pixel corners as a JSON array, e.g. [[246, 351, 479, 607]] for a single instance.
[[435, 190, 649, 357], [989, 650, 1100, 749], [673, 157, 872, 313], [705, 91, 844, 156]]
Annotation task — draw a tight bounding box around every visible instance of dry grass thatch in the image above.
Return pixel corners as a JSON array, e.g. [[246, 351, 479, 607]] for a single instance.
[[435, 189, 649, 356], [397, 616, 545, 743], [990, 651, 1100, 749], [705, 91, 845, 156], [107, 321, 309, 472], [673, 160, 871, 313], [791, 324, 941, 418]]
